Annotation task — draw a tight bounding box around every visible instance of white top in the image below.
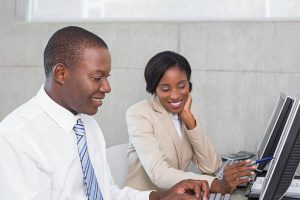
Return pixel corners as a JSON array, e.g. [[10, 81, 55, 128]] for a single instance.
[[171, 113, 183, 139], [0, 86, 150, 200]]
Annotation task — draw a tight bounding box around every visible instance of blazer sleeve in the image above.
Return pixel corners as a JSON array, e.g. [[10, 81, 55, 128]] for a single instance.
[[126, 105, 217, 189], [184, 123, 222, 174]]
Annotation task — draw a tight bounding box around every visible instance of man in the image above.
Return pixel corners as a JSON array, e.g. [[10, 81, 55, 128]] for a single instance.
[[0, 26, 209, 200]]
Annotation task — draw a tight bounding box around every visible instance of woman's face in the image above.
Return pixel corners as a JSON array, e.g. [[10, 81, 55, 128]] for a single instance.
[[155, 66, 190, 114]]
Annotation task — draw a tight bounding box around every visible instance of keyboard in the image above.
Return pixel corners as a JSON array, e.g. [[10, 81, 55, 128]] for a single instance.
[[208, 193, 231, 200], [248, 177, 300, 198]]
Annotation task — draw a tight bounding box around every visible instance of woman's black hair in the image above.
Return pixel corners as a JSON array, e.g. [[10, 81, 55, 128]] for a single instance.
[[144, 51, 192, 94]]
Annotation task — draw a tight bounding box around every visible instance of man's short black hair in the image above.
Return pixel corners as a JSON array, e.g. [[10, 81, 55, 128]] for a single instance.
[[44, 26, 108, 77], [144, 51, 192, 94]]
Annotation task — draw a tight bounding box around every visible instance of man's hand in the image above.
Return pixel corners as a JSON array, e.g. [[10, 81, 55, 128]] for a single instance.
[[211, 159, 256, 193], [168, 179, 209, 198], [150, 179, 209, 200]]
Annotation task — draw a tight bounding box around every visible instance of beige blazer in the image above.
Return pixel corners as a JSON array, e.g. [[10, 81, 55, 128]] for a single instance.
[[124, 95, 222, 191]]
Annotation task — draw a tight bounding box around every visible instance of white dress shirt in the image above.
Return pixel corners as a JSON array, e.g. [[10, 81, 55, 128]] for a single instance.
[[0, 86, 150, 200], [170, 113, 183, 139]]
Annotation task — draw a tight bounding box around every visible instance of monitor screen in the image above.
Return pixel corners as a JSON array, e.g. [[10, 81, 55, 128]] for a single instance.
[[259, 98, 300, 200], [256, 93, 294, 171]]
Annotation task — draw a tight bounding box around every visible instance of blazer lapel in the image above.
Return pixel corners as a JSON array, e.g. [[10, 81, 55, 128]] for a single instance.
[[150, 95, 184, 169]]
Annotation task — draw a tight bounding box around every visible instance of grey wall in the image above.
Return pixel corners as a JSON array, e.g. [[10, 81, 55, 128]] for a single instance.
[[1, 0, 300, 155]]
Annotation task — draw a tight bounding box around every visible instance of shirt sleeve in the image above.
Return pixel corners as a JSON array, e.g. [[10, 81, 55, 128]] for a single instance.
[[0, 133, 52, 200], [109, 184, 151, 200]]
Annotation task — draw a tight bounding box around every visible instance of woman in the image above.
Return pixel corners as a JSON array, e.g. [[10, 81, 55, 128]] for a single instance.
[[124, 51, 254, 193]]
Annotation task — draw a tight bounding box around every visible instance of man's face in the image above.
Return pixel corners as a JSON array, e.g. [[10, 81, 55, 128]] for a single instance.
[[62, 47, 111, 115]]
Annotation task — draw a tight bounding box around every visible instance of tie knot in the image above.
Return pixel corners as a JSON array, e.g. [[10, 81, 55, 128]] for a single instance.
[[76, 118, 83, 126], [74, 118, 85, 136]]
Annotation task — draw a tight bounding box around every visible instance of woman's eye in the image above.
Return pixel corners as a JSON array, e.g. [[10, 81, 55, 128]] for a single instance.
[[178, 83, 186, 89], [160, 87, 169, 92]]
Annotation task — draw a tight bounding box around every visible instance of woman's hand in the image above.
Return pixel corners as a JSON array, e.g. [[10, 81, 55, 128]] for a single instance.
[[210, 159, 256, 194], [179, 95, 196, 130]]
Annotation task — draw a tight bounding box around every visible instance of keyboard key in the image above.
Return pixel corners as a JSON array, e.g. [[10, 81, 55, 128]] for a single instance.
[[224, 194, 231, 200], [208, 193, 231, 200], [209, 193, 215, 200], [215, 193, 222, 199]]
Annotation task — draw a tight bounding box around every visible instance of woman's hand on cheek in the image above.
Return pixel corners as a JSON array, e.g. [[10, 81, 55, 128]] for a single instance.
[[179, 94, 196, 130]]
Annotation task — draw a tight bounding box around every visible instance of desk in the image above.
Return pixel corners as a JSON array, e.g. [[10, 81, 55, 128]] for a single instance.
[[230, 187, 248, 200]]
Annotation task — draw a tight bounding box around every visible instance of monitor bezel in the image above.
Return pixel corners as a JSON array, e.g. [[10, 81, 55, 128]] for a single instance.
[[256, 93, 294, 171]]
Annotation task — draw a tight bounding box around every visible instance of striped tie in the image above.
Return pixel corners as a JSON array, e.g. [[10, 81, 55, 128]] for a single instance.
[[73, 119, 104, 200]]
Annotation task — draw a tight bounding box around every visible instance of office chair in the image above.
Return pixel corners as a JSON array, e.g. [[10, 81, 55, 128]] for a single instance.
[[106, 143, 129, 187]]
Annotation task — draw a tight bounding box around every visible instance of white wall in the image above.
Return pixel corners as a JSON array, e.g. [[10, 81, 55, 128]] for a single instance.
[[1, 0, 300, 155], [17, 0, 300, 21]]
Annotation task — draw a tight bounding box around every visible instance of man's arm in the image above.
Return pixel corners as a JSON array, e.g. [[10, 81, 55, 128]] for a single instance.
[[0, 135, 51, 199]]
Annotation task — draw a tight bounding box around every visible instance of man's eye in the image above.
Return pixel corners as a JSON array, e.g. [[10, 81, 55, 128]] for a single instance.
[[93, 77, 102, 81]]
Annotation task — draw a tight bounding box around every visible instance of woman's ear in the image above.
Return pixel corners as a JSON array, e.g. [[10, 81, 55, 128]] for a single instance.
[[52, 63, 67, 85]]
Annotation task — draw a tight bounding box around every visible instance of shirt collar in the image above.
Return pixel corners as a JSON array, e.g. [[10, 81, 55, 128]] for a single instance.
[[170, 113, 180, 121], [36, 85, 79, 134]]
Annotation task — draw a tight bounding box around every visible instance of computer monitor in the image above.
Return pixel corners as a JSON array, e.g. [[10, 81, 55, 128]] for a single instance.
[[259, 98, 300, 200], [256, 93, 294, 171]]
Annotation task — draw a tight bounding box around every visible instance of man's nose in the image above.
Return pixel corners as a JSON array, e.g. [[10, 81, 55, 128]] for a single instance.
[[99, 78, 111, 93]]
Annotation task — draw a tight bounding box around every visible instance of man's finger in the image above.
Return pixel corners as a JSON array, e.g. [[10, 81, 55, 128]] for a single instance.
[[199, 181, 209, 200], [193, 183, 201, 198]]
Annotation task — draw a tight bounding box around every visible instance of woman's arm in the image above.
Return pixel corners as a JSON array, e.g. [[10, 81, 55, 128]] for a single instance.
[[179, 95, 222, 174]]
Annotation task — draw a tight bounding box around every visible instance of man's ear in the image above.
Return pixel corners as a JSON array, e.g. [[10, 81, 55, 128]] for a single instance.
[[52, 63, 67, 85]]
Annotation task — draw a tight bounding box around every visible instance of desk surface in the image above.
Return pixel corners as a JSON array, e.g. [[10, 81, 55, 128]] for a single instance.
[[230, 187, 248, 200]]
